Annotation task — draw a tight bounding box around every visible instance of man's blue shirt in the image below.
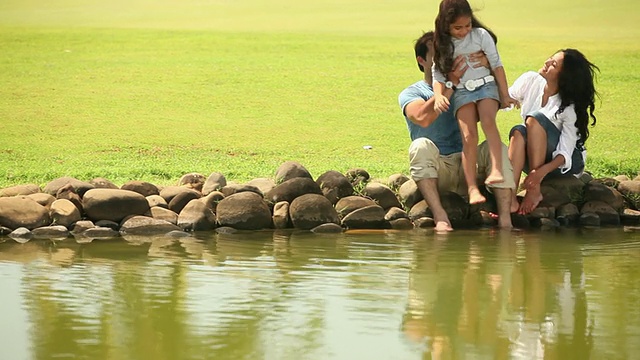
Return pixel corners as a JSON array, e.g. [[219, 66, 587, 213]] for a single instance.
[[398, 80, 463, 155]]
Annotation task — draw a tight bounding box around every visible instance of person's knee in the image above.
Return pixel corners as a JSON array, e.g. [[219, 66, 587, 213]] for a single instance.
[[409, 138, 440, 181]]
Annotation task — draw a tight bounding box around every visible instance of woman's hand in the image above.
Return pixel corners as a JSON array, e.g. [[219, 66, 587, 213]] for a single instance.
[[434, 94, 450, 113], [522, 169, 544, 189]]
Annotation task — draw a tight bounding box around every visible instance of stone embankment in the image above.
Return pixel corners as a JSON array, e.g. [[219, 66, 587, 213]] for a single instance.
[[1, 161, 640, 242]]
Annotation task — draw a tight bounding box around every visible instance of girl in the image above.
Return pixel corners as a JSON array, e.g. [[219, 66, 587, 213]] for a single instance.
[[432, 0, 516, 204], [508, 49, 599, 214]]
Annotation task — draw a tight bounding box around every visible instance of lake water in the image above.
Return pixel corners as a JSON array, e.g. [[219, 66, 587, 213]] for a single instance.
[[1, 227, 639, 360]]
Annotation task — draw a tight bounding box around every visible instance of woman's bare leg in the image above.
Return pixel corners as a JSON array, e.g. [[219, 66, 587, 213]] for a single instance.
[[457, 104, 485, 204], [477, 99, 504, 185], [519, 116, 547, 214], [508, 130, 526, 213]]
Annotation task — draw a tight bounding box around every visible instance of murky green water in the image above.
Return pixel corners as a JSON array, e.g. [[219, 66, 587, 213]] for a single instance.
[[1, 228, 639, 360]]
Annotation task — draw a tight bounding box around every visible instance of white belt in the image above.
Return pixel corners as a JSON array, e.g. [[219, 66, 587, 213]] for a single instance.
[[464, 75, 495, 91]]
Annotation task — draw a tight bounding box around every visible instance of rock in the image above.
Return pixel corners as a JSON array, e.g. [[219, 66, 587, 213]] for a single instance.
[[220, 183, 262, 197], [583, 182, 624, 212], [121, 181, 160, 197], [9, 227, 32, 242], [0, 196, 50, 230], [289, 193, 340, 230], [335, 196, 376, 218], [150, 207, 179, 225], [83, 226, 121, 239], [388, 173, 410, 191], [345, 168, 370, 187], [0, 184, 40, 197], [389, 218, 414, 230], [200, 191, 225, 212], [341, 205, 387, 229], [275, 161, 313, 184], [310, 223, 344, 233], [83, 189, 150, 223], [177, 200, 217, 231], [56, 183, 83, 215], [398, 179, 422, 210], [265, 177, 322, 204], [216, 192, 272, 230], [178, 172, 206, 192], [272, 201, 291, 229], [43, 176, 95, 197], [617, 180, 640, 210], [119, 216, 182, 235], [621, 208, 640, 226], [90, 177, 119, 189], [168, 189, 201, 214], [579, 212, 601, 227], [362, 183, 402, 210], [385, 207, 409, 221], [147, 194, 168, 208], [246, 178, 277, 196], [50, 199, 82, 228], [202, 172, 227, 196], [580, 200, 620, 226], [315, 170, 354, 205], [413, 217, 435, 229], [32, 225, 70, 239], [27, 193, 56, 208]]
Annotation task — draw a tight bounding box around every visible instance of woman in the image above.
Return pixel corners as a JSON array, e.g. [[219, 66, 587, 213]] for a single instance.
[[508, 49, 599, 214]]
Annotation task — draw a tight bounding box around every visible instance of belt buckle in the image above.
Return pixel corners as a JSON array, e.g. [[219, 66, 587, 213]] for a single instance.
[[464, 79, 478, 91]]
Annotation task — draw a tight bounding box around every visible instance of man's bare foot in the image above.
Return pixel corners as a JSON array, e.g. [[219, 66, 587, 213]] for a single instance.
[[468, 187, 486, 204], [518, 187, 543, 214], [434, 220, 454, 232]]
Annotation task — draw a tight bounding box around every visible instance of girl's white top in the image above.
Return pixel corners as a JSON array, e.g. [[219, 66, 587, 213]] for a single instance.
[[509, 71, 582, 174], [432, 27, 502, 88]]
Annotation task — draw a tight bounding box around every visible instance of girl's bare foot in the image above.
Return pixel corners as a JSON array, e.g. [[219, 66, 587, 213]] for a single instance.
[[484, 170, 504, 185], [468, 187, 486, 204]]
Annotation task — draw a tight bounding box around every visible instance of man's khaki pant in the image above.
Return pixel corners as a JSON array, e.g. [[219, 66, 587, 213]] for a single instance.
[[408, 138, 515, 196]]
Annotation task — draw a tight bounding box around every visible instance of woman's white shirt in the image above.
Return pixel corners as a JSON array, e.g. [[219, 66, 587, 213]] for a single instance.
[[509, 71, 580, 174]]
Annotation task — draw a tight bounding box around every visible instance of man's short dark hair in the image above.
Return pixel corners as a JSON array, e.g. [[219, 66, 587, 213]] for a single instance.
[[414, 31, 434, 72]]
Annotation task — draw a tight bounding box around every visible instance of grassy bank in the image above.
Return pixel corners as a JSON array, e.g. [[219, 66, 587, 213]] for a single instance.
[[1, 0, 639, 187]]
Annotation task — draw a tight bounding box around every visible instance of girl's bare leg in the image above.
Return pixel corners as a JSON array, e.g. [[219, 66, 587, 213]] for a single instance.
[[457, 104, 485, 204], [508, 130, 526, 213], [477, 99, 504, 185]]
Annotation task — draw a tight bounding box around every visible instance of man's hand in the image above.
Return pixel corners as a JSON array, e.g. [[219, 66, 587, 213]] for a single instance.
[[447, 55, 469, 86], [467, 51, 489, 69]]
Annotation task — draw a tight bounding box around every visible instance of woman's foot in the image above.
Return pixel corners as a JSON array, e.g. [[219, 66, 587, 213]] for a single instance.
[[518, 186, 543, 214], [468, 187, 486, 204], [510, 191, 520, 213]]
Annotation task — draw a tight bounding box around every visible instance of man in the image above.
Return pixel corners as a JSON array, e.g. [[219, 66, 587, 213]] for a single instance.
[[398, 31, 515, 231]]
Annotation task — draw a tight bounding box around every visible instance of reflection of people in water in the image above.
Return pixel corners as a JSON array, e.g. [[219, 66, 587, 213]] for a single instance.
[[401, 234, 593, 359]]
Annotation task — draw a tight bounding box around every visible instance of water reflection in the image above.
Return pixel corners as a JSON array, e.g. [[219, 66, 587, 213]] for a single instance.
[[0, 229, 639, 359]]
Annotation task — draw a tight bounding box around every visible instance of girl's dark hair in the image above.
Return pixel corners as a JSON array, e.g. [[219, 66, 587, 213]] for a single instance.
[[556, 49, 600, 146], [433, 0, 497, 75]]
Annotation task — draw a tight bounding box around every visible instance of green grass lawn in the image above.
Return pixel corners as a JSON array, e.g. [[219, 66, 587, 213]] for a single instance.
[[1, 0, 639, 187]]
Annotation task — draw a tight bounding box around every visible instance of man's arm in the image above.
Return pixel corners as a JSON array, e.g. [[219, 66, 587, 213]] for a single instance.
[[404, 87, 456, 128]]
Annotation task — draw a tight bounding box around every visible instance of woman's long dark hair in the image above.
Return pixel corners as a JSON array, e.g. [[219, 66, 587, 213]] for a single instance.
[[556, 49, 600, 147], [433, 0, 497, 75]]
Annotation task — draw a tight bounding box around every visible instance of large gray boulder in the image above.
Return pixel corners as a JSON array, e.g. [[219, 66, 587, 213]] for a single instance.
[[362, 182, 402, 210], [50, 199, 81, 228], [121, 181, 160, 197], [216, 192, 272, 230], [0, 197, 50, 230], [316, 170, 354, 205], [177, 200, 217, 231], [0, 184, 41, 197], [265, 177, 322, 204], [289, 193, 340, 230], [83, 189, 150, 223], [43, 176, 95, 197], [275, 161, 313, 184]]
